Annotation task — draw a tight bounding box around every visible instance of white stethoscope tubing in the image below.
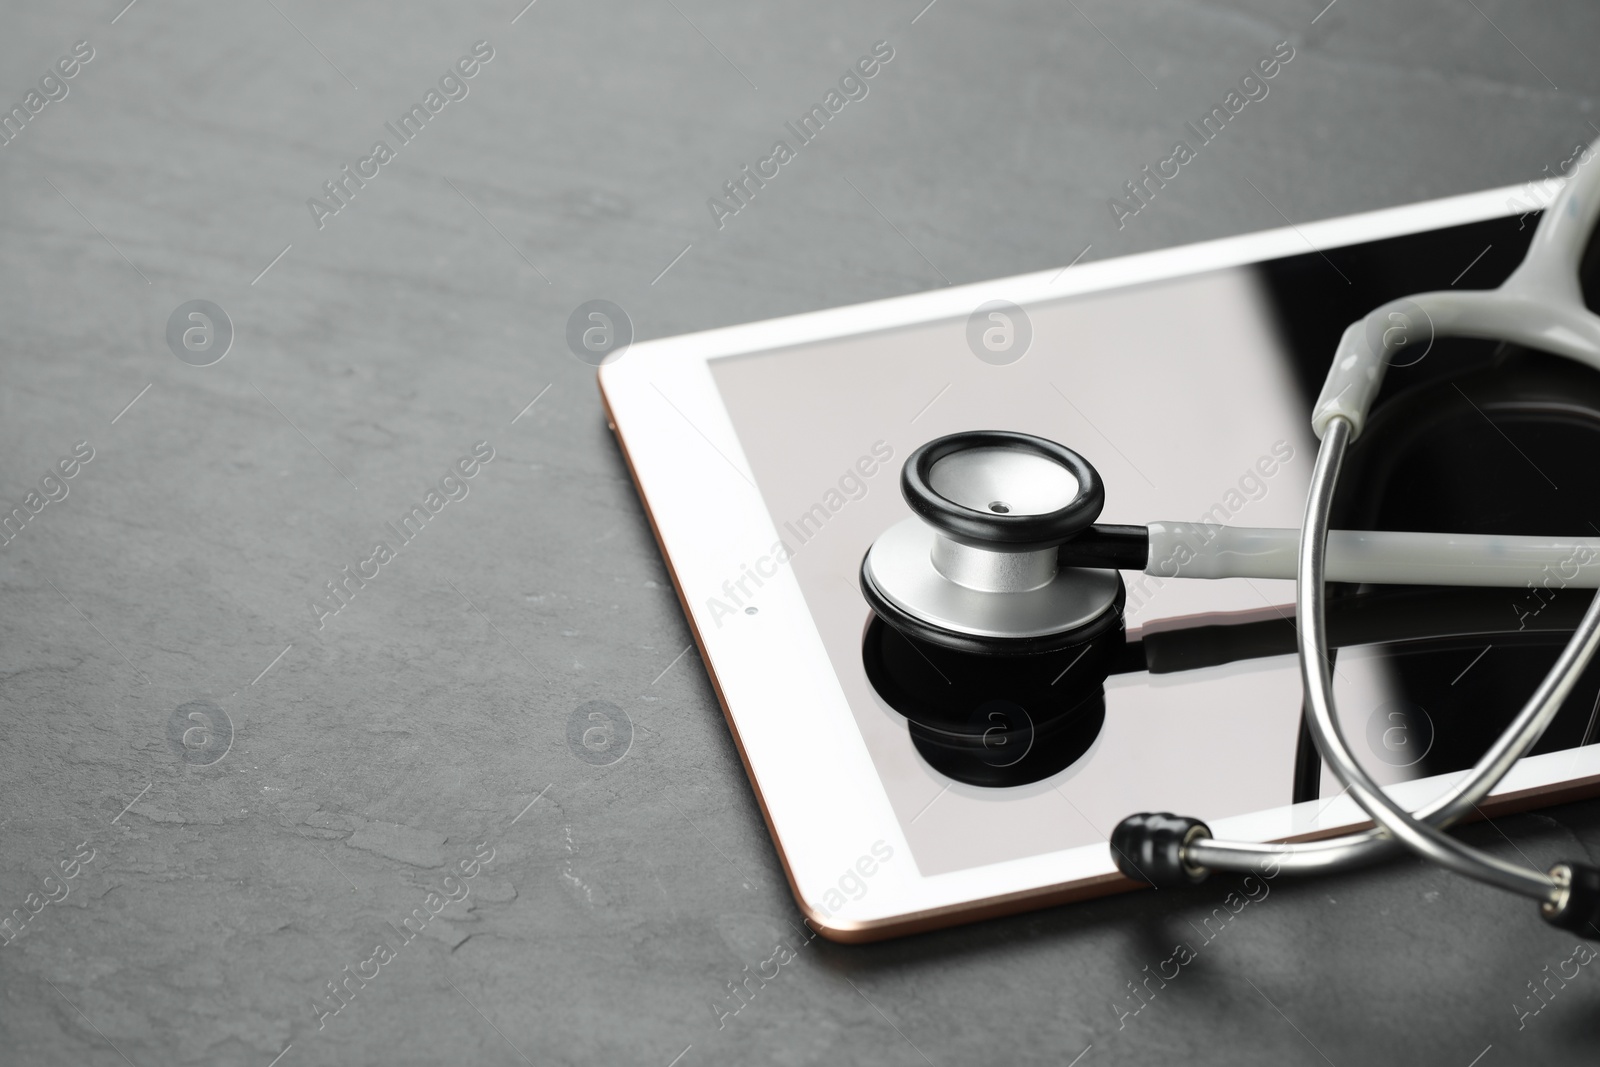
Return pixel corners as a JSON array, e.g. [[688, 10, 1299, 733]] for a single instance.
[[1144, 523, 1599, 588], [1313, 144, 1600, 440]]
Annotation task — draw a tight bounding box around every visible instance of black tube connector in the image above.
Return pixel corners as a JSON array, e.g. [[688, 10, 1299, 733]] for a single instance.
[[1110, 812, 1212, 886], [1541, 862, 1600, 939], [1055, 523, 1150, 571]]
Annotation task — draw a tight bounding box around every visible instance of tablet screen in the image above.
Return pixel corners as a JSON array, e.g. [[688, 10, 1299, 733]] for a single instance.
[[707, 212, 1600, 877]]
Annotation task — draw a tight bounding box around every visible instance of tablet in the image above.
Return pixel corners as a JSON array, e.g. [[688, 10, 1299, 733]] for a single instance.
[[598, 181, 1600, 942]]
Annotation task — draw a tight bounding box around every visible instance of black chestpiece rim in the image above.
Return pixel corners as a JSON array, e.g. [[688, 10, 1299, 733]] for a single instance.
[[1110, 812, 1212, 887], [903, 431, 1106, 552]]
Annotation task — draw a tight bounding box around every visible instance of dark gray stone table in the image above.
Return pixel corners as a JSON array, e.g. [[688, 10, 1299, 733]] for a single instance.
[[3, 1, 1598, 1063]]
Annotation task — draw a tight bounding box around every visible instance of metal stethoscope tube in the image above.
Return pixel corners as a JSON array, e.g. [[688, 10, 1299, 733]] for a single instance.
[[1183, 417, 1600, 902], [1166, 135, 1600, 928]]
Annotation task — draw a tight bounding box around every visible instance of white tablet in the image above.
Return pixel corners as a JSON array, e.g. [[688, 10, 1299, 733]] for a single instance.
[[599, 181, 1600, 942]]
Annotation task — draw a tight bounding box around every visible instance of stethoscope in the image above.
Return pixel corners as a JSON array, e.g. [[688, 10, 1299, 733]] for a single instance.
[[860, 136, 1600, 938]]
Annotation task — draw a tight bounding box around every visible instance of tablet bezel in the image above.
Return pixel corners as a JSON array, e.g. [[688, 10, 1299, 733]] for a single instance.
[[597, 182, 1600, 943]]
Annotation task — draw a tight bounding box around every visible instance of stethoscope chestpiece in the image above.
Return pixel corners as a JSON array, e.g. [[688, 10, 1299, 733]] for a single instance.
[[861, 430, 1127, 656]]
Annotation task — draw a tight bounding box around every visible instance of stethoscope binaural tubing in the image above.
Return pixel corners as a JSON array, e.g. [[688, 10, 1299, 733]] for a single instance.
[[862, 134, 1600, 936], [1123, 135, 1600, 934]]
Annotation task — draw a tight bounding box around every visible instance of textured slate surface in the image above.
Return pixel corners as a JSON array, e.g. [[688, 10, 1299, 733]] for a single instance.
[[2, 1, 1599, 1064]]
